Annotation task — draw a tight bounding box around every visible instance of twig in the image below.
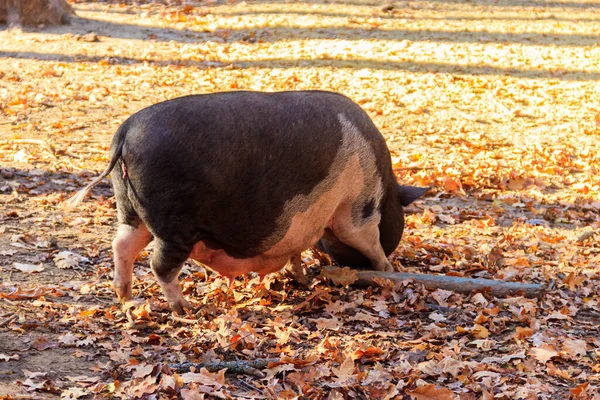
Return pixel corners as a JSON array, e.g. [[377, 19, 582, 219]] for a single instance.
[[0, 314, 18, 327], [170, 315, 197, 325], [324, 267, 545, 298], [169, 358, 281, 378], [0, 139, 58, 159]]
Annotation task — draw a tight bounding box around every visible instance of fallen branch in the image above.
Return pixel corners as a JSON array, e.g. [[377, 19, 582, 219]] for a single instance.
[[345, 269, 544, 298], [169, 358, 281, 378]]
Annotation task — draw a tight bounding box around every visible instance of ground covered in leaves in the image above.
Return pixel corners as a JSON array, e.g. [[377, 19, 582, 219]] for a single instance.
[[1, 0, 600, 398]]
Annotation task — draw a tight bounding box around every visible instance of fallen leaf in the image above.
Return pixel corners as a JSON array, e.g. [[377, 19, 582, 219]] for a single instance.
[[331, 354, 355, 383], [181, 368, 225, 387], [313, 317, 341, 331], [472, 324, 490, 339], [0, 353, 19, 361], [23, 370, 47, 379], [514, 327, 534, 340], [132, 363, 155, 379], [354, 346, 386, 363], [31, 337, 56, 351], [60, 387, 88, 399], [13, 262, 44, 273], [54, 251, 89, 269], [529, 344, 559, 363], [561, 339, 587, 358], [406, 384, 456, 399], [321, 267, 358, 287]]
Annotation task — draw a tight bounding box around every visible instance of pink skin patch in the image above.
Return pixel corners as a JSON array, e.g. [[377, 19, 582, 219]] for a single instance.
[[189, 241, 290, 283], [112, 224, 151, 302]]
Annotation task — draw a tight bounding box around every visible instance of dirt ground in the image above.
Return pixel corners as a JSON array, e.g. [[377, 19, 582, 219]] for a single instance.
[[0, 0, 599, 398]]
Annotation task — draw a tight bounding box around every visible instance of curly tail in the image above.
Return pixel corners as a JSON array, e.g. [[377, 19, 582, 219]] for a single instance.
[[63, 122, 129, 209]]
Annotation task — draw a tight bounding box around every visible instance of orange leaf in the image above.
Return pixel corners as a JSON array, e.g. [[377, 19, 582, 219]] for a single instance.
[[570, 382, 589, 397], [406, 384, 455, 400], [443, 176, 464, 195], [354, 346, 386, 362], [564, 272, 585, 290], [472, 324, 490, 339], [514, 327, 534, 340], [79, 308, 99, 317]]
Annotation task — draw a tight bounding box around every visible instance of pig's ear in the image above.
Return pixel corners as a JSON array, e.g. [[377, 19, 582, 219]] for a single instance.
[[397, 185, 430, 207]]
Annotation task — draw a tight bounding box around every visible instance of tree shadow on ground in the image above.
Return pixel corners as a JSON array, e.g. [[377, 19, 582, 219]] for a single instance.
[[7, 12, 600, 47], [2, 50, 599, 81], [92, 3, 600, 22], [1, 2, 599, 81]]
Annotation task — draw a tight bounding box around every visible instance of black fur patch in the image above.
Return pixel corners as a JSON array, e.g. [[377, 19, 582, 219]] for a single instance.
[[362, 198, 375, 219], [113, 91, 362, 257]]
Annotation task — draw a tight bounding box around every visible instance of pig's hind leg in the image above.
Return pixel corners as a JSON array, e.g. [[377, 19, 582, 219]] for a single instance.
[[112, 223, 152, 303], [151, 239, 194, 315], [332, 213, 394, 272], [111, 169, 153, 303]]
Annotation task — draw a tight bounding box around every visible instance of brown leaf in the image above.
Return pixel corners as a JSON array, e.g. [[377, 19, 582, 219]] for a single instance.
[[132, 363, 155, 379], [321, 267, 358, 287], [529, 344, 558, 363], [564, 272, 585, 290], [31, 337, 56, 351], [331, 354, 355, 383], [561, 339, 587, 358]]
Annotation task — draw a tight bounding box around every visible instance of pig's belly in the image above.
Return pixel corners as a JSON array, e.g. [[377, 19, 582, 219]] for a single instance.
[[188, 236, 313, 280], [189, 216, 330, 280]]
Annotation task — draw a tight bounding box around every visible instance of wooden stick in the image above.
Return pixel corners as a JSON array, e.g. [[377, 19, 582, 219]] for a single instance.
[[169, 358, 281, 378], [170, 315, 198, 325], [347, 269, 544, 298]]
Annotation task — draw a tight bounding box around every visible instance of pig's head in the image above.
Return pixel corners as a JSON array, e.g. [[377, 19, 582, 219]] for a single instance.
[[317, 184, 429, 268]]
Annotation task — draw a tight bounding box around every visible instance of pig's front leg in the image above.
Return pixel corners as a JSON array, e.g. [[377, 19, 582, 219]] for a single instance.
[[112, 223, 152, 303], [151, 238, 194, 315], [333, 216, 394, 272]]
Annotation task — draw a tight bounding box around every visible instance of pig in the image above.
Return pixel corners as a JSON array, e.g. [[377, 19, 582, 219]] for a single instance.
[[66, 91, 428, 314]]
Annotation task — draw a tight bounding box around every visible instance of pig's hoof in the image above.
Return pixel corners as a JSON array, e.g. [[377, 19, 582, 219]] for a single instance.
[[375, 262, 395, 272], [170, 298, 194, 316], [113, 281, 132, 303]]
